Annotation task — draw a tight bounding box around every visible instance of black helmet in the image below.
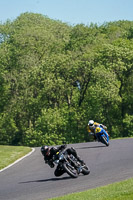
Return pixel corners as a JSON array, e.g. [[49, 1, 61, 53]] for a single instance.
[[41, 145, 50, 156]]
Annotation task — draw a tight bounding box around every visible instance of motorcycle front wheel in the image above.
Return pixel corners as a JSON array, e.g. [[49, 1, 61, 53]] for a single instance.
[[81, 165, 90, 175], [63, 162, 78, 178], [101, 135, 109, 146]]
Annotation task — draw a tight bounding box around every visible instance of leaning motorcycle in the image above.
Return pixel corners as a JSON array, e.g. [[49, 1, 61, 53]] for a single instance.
[[53, 147, 90, 178], [95, 127, 109, 146]]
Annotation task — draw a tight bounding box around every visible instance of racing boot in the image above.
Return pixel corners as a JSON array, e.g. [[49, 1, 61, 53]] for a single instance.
[[77, 156, 85, 165], [70, 147, 85, 165]]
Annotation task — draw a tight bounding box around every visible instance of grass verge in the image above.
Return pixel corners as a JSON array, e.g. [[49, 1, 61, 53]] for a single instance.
[[50, 178, 133, 200], [0, 145, 32, 170]]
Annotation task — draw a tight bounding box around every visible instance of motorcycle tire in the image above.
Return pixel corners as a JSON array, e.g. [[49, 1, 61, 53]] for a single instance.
[[101, 135, 109, 146], [81, 165, 90, 175], [63, 162, 78, 178]]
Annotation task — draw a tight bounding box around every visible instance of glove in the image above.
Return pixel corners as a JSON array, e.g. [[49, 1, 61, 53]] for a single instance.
[[100, 124, 107, 130], [45, 159, 48, 164], [49, 162, 54, 168], [48, 160, 55, 168], [61, 144, 67, 149]]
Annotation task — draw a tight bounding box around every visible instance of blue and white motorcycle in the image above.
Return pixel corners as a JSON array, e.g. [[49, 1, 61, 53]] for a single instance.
[[95, 126, 109, 146]]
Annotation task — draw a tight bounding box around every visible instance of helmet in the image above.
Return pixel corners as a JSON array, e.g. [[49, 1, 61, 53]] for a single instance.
[[41, 145, 50, 156], [88, 120, 94, 126]]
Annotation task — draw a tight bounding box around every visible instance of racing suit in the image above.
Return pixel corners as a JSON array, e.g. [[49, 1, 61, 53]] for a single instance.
[[43, 145, 84, 177], [87, 122, 107, 140]]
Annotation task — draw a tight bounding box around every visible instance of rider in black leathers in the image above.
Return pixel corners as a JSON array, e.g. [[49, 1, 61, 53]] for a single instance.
[[41, 144, 84, 177]]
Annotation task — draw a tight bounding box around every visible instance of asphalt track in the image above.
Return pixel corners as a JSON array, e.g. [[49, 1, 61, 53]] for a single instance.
[[0, 138, 133, 200]]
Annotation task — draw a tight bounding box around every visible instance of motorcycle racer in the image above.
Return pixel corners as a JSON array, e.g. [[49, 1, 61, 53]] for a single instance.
[[41, 144, 85, 177], [87, 120, 108, 140]]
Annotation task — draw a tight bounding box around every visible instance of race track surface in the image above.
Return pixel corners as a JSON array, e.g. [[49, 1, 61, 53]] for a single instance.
[[0, 138, 133, 200]]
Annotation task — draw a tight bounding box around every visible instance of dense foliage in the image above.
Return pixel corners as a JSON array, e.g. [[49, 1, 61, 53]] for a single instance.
[[0, 13, 133, 146]]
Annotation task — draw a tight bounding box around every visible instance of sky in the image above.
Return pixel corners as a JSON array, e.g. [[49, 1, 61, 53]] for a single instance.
[[0, 0, 133, 25]]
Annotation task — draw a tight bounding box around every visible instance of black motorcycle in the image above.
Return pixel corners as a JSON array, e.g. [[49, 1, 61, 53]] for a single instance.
[[53, 148, 90, 178]]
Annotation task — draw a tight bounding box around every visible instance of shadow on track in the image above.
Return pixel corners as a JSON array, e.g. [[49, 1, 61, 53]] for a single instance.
[[19, 176, 71, 184], [76, 145, 106, 150]]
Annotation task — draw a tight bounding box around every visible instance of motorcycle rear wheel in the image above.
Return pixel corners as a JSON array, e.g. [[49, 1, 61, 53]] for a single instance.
[[63, 162, 78, 178]]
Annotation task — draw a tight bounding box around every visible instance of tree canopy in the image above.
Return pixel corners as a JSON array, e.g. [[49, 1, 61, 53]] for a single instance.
[[0, 13, 133, 146]]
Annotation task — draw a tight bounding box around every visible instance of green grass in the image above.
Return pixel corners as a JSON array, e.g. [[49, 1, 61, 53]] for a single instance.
[[50, 178, 133, 200], [0, 145, 32, 170], [0, 141, 133, 200]]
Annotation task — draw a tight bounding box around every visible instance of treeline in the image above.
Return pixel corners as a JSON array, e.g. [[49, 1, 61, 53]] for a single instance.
[[0, 12, 133, 146]]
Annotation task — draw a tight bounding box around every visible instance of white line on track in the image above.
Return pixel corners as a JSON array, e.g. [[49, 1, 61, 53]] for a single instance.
[[0, 148, 35, 173]]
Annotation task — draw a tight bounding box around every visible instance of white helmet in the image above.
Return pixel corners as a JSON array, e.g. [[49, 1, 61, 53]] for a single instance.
[[88, 120, 94, 126]]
